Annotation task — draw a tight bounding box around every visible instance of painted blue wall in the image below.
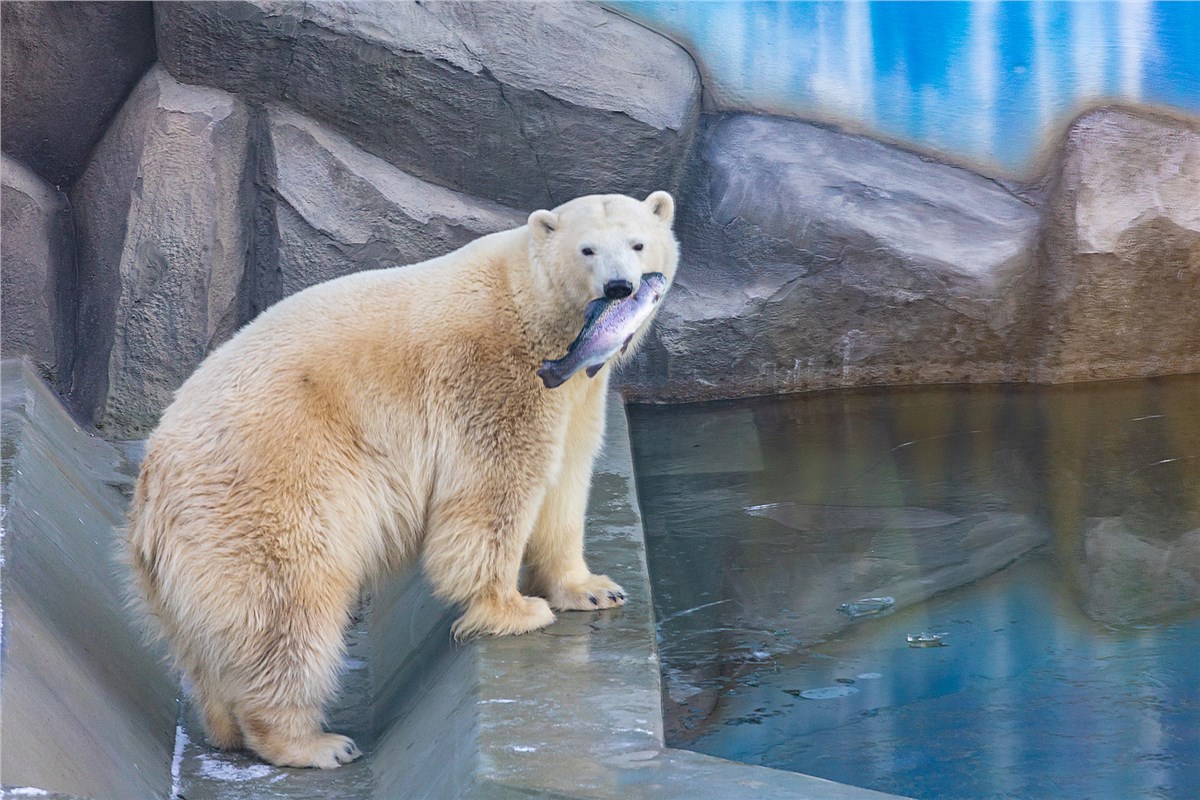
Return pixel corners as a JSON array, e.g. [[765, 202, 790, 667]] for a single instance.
[[614, 1, 1200, 172]]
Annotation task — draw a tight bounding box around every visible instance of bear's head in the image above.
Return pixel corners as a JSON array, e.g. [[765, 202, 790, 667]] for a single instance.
[[527, 191, 678, 311]]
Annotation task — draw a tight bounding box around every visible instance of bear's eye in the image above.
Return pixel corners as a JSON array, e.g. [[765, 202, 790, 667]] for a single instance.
[[632, 243, 644, 252], [581, 247, 595, 256]]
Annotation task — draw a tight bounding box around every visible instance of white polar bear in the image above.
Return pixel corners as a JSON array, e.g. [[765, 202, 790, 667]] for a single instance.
[[124, 191, 678, 768]]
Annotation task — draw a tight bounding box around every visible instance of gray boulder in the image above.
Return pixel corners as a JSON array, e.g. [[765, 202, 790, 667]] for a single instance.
[[70, 66, 251, 437], [0, 1, 155, 187], [1033, 107, 1200, 382], [622, 114, 1042, 402], [156, 0, 701, 208], [260, 105, 526, 309], [1, 155, 73, 385]]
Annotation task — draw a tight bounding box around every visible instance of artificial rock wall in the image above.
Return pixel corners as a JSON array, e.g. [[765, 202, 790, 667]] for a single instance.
[[2, 1, 1198, 437]]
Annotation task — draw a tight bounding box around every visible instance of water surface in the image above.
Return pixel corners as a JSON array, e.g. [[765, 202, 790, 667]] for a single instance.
[[629, 377, 1200, 800]]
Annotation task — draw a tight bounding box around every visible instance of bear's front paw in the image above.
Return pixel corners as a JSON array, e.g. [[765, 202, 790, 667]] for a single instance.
[[453, 594, 556, 640], [546, 574, 627, 611]]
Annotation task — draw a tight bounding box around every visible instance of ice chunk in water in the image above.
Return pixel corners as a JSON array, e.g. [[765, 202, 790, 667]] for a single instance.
[[838, 596, 895, 618], [907, 632, 948, 648]]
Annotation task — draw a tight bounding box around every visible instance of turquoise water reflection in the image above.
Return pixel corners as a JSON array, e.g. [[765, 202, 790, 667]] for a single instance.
[[613, 1, 1200, 171], [630, 377, 1200, 800]]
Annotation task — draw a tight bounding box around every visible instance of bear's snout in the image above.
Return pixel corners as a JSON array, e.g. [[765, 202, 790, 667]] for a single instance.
[[604, 279, 633, 300]]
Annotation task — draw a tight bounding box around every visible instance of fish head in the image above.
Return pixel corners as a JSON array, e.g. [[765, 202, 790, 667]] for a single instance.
[[527, 191, 679, 311], [640, 272, 669, 303]]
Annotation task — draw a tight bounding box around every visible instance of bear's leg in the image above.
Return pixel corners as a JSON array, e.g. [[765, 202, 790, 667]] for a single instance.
[[230, 593, 363, 769], [423, 487, 555, 639], [191, 671, 243, 750], [524, 394, 626, 611], [236, 703, 361, 770]]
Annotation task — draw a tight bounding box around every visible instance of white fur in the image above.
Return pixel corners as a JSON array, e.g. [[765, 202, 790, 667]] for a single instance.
[[124, 191, 679, 768]]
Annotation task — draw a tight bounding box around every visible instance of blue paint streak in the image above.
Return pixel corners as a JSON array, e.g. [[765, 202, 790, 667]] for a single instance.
[[613, 1, 1200, 171]]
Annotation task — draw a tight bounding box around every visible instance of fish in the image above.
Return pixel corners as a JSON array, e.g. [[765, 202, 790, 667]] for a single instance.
[[537, 272, 668, 389]]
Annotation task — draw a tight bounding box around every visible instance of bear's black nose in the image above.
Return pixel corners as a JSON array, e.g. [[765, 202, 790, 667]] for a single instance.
[[604, 279, 634, 300]]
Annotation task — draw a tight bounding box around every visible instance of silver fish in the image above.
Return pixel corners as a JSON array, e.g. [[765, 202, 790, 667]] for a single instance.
[[537, 272, 668, 389]]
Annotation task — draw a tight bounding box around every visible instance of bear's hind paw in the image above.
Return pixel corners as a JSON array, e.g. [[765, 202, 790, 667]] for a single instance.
[[260, 733, 362, 769]]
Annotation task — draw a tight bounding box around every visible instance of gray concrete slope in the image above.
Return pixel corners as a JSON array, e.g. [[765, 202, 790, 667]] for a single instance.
[[1, 360, 178, 800]]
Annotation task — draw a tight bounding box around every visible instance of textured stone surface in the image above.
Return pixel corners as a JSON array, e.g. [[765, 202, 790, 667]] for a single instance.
[[260, 104, 525, 308], [1, 361, 178, 800], [1, 155, 73, 384], [0, 1, 155, 187], [621, 113, 1042, 402], [1033, 107, 1200, 382], [156, 0, 701, 208], [70, 66, 250, 436]]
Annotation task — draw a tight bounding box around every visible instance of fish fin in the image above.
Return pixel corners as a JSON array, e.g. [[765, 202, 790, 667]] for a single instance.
[[620, 333, 634, 355], [585, 363, 604, 378], [584, 297, 607, 317]]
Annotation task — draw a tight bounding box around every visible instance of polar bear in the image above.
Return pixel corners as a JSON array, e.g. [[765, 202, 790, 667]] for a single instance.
[[124, 191, 677, 769]]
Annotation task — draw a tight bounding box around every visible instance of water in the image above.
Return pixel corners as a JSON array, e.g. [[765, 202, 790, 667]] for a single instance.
[[612, 1, 1200, 172], [629, 377, 1200, 800]]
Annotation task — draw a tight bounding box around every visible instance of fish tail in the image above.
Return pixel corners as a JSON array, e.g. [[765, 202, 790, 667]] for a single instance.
[[537, 361, 567, 389]]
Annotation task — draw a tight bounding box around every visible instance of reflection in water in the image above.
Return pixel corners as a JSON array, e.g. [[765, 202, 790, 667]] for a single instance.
[[612, 1, 1200, 171], [629, 376, 1200, 800]]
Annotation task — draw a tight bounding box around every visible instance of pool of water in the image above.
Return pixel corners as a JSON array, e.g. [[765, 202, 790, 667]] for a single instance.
[[629, 376, 1200, 800]]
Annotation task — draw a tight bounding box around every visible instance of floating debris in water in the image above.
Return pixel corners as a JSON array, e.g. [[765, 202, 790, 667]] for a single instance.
[[786, 685, 861, 700], [838, 596, 895, 618], [907, 632, 948, 648], [856, 672, 883, 680]]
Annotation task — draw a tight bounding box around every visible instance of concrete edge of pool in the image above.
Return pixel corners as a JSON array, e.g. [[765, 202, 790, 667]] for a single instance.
[[0, 359, 906, 800]]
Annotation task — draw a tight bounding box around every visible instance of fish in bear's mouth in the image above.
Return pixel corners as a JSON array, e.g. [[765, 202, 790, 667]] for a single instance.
[[536, 272, 668, 389]]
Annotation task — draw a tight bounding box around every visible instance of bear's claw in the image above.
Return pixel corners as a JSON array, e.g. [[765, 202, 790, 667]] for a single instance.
[[545, 574, 627, 611]]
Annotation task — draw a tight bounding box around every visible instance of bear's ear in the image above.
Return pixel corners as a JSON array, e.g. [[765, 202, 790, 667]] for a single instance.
[[644, 190, 675, 225], [528, 209, 558, 242]]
